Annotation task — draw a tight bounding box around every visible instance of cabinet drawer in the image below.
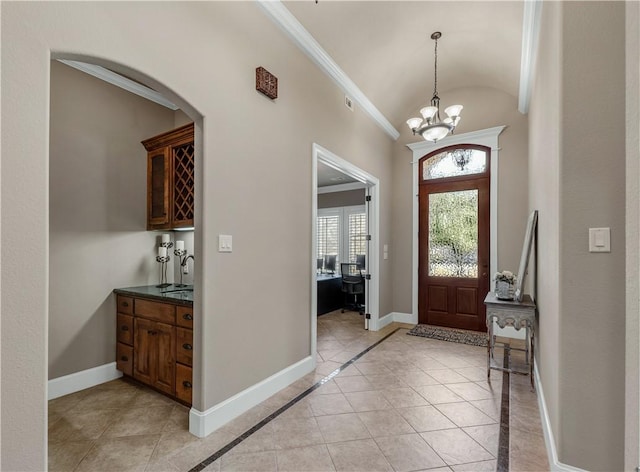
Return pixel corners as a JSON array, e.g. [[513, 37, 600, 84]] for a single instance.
[[117, 314, 133, 345], [116, 342, 133, 376], [117, 296, 133, 315], [175, 364, 192, 405], [135, 298, 175, 324], [176, 306, 193, 329], [176, 327, 193, 366]]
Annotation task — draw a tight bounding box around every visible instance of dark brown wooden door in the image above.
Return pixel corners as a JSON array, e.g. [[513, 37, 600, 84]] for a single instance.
[[418, 145, 490, 332]]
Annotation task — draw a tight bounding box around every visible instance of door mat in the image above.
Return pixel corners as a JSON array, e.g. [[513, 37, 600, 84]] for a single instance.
[[407, 324, 488, 347]]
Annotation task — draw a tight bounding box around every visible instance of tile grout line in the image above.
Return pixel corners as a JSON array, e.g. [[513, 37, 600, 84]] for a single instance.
[[497, 345, 510, 472], [186, 327, 403, 472]]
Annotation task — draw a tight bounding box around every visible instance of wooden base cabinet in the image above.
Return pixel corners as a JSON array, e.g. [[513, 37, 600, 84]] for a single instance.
[[115, 294, 193, 406], [133, 318, 175, 395]]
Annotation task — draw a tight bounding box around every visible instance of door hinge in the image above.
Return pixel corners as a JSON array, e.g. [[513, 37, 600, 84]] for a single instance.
[[365, 274, 372, 280], [365, 313, 371, 319], [366, 235, 372, 241], [365, 195, 372, 202]]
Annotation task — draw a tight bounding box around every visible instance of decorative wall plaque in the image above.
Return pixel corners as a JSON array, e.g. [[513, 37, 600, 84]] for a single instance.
[[256, 67, 278, 100]]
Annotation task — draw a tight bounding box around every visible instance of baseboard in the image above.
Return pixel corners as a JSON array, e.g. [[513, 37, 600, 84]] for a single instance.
[[48, 362, 122, 400], [378, 312, 416, 330], [534, 365, 588, 472], [391, 312, 416, 324], [189, 355, 314, 438]]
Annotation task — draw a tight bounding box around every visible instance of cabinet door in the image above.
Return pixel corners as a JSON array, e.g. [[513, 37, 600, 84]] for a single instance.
[[175, 364, 193, 405], [176, 327, 193, 366], [154, 322, 175, 395], [116, 342, 133, 376], [147, 148, 170, 228], [171, 140, 195, 228], [117, 314, 133, 345], [133, 318, 155, 386]]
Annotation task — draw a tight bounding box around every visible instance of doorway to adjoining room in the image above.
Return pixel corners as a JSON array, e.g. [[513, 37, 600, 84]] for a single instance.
[[311, 144, 380, 364]]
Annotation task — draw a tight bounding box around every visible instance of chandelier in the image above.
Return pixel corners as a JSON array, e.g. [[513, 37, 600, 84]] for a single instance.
[[406, 32, 463, 143]]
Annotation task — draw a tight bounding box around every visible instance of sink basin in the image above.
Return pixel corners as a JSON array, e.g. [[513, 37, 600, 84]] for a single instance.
[[161, 287, 194, 294]]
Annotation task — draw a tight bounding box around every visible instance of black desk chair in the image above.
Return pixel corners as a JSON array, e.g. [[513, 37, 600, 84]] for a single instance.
[[340, 263, 364, 315]]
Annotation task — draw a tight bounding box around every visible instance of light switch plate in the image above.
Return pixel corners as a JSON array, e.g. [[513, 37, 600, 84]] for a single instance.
[[589, 227, 610, 253], [218, 234, 232, 253]]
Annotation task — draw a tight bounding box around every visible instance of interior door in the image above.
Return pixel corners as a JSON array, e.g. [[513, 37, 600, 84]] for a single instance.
[[364, 187, 371, 330], [418, 146, 490, 332]]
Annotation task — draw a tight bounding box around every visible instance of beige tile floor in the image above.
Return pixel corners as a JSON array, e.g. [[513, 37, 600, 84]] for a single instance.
[[48, 310, 549, 471]]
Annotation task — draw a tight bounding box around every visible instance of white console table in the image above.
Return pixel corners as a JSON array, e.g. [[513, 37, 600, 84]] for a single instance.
[[484, 292, 536, 388]]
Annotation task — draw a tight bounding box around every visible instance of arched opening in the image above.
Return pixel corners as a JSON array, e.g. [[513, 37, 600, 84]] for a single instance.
[[47, 54, 205, 446]]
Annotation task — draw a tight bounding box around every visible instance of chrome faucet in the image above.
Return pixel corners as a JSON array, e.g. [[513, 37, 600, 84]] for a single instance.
[[181, 255, 194, 267], [176, 254, 194, 287]]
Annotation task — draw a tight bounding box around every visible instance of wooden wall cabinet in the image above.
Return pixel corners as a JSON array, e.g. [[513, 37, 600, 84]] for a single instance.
[[116, 295, 193, 406], [142, 123, 194, 230]]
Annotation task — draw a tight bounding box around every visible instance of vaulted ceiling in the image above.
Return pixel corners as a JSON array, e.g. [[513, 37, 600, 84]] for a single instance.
[[280, 1, 527, 138]]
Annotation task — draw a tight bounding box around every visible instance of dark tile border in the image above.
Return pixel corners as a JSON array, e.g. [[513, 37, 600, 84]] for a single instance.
[[187, 327, 402, 472], [497, 346, 511, 472]]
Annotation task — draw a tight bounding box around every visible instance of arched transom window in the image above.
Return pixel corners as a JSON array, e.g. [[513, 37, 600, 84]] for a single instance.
[[422, 147, 488, 181]]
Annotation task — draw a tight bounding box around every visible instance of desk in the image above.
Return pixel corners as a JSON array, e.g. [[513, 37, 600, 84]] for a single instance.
[[484, 292, 536, 388], [317, 274, 342, 315]]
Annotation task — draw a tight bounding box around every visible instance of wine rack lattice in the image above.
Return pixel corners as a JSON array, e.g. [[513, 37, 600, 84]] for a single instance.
[[173, 143, 195, 225]]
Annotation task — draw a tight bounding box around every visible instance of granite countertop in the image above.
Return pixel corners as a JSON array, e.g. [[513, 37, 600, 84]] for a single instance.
[[114, 284, 194, 306]]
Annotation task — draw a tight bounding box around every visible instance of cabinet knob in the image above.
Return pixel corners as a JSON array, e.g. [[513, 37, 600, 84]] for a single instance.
[[182, 381, 192, 389], [120, 356, 128, 362], [183, 313, 193, 321], [121, 302, 129, 307], [121, 325, 129, 331], [148, 330, 157, 335], [182, 343, 192, 351]]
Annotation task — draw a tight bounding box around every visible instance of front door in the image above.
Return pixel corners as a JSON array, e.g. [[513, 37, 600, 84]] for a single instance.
[[418, 145, 490, 331]]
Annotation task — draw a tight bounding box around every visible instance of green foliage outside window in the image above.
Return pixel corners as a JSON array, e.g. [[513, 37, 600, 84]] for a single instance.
[[428, 190, 478, 278]]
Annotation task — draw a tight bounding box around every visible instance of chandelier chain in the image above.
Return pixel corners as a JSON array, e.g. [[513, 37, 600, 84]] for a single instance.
[[433, 36, 438, 98]]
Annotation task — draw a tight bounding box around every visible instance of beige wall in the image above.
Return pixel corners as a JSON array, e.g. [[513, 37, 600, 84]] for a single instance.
[[626, 1, 640, 468], [0, 2, 394, 469], [317, 189, 365, 209], [391, 87, 529, 314], [559, 3, 625, 469], [530, 2, 626, 469], [48, 61, 177, 379], [528, 0, 562, 447]]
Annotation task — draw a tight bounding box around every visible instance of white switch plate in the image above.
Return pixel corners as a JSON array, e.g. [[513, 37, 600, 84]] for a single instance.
[[589, 227, 610, 252], [218, 234, 232, 253]]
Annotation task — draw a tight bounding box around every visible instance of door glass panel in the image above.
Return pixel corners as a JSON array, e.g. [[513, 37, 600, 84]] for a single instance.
[[428, 189, 478, 278], [423, 149, 487, 180]]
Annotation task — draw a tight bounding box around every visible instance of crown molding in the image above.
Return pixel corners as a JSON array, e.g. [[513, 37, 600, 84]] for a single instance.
[[57, 59, 179, 110], [256, 1, 400, 141], [518, 0, 543, 114]]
